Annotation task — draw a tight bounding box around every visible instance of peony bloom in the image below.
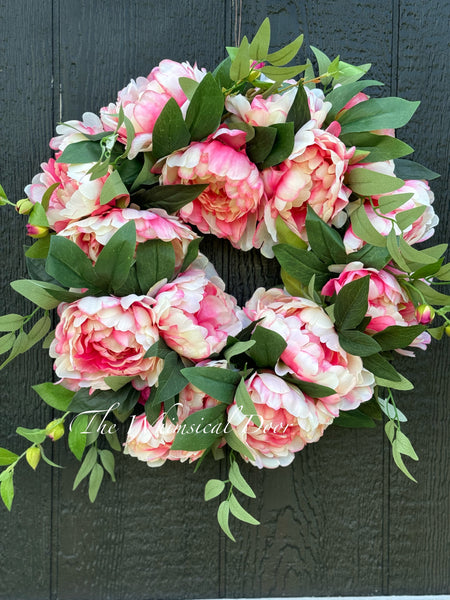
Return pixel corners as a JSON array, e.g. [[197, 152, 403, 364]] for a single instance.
[[244, 288, 375, 416], [344, 180, 438, 252], [321, 261, 431, 353], [154, 268, 244, 360], [160, 138, 265, 251], [57, 207, 198, 266], [100, 60, 206, 159], [227, 372, 333, 468], [25, 159, 129, 233], [50, 112, 105, 153], [256, 121, 353, 257], [225, 85, 330, 128], [50, 295, 163, 391]]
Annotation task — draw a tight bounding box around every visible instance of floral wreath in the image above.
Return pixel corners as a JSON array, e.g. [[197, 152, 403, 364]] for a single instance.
[[0, 19, 448, 540]]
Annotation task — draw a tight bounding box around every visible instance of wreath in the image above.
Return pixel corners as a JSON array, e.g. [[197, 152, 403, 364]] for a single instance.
[[0, 18, 448, 541]]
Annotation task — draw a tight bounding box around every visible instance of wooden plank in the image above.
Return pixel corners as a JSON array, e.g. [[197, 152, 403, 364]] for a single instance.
[[52, 2, 231, 598], [221, 2, 395, 597], [0, 1, 55, 598], [387, 0, 450, 593]]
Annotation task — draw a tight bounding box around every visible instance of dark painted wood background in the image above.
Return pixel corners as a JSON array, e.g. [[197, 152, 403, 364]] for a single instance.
[[0, 1, 448, 599]]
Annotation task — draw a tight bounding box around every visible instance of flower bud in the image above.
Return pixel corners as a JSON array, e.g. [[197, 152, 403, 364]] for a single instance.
[[26, 446, 41, 470], [445, 325, 450, 338], [415, 304, 435, 325], [15, 199, 34, 215], [26, 224, 49, 238], [45, 420, 65, 441]]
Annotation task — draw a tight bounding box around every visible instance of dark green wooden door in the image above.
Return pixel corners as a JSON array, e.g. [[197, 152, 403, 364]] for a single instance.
[[0, 1, 448, 598]]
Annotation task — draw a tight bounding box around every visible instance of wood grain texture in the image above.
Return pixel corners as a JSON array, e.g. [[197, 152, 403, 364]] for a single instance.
[[0, 1, 55, 598], [0, 0, 448, 598]]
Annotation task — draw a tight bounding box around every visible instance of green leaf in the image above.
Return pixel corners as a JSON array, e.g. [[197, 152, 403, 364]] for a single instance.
[[350, 204, 387, 247], [412, 280, 450, 306], [179, 237, 202, 273], [180, 366, 241, 404], [185, 73, 224, 141], [0, 473, 14, 511], [217, 500, 235, 541], [259, 64, 307, 81], [410, 259, 443, 280], [103, 376, 133, 392], [68, 414, 88, 461], [0, 314, 25, 333], [99, 170, 129, 205], [386, 229, 410, 272], [377, 193, 414, 213], [27, 315, 51, 347], [130, 153, 158, 192], [230, 36, 250, 81], [152, 98, 191, 161], [273, 244, 329, 288], [249, 18, 270, 60], [348, 244, 391, 270], [375, 373, 414, 391], [0, 448, 19, 466], [10, 280, 60, 310], [28, 202, 49, 227], [204, 479, 225, 501], [229, 493, 260, 525], [261, 122, 295, 169], [393, 159, 440, 181], [339, 97, 420, 134], [229, 460, 256, 498], [95, 220, 136, 292], [235, 378, 260, 427], [135, 239, 175, 293], [88, 463, 104, 502], [25, 236, 52, 259], [99, 449, 116, 482], [224, 340, 256, 362], [286, 84, 310, 132], [338, 330, 382, 357], [178, 77, 199, 100], [16, 427, 46, 444], [132, 183, 208, 213], [171, 404, 226, 451], [363, 354, 401, 382], [225, 430, 254, 460], [68, 387, 121, 414], [268, 34, 304, 66], [333, 409, 376, 428], [46, 235, 97, 289], [347, 168, 404, 196], [436, 263, 450, 281], [334, 61, 371, 85], [275, 216, 308, 249], [305, 207, 347, 264], [310, 46, 330, 79], [246, 325, 287, 369], [373, 324, 425, 351], [0, 333, 16, 355], [144, 337, 173, 359], [150, 352, 187, 405], [245, 126, 277, 164], [325, 80, 383, 120], [32, 382, 74, 411], [56, 140, 103, 164], [73, 446, 98, 490], [0, 330, 30, 370], [212, 57, 233, 89], [427, 325, 445, 341], [334, 275, 370, 330], [112, 386, 140, 423], [104, 424, 122, 452], [395, 206, 426, 231], [378, 398, 407, 422], [340, 132, 413, 163]]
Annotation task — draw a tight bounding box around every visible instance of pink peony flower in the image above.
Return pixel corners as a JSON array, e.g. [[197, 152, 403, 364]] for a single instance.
[[344, 180, 438, 252], [154, 268, 244, 360], [225, 86, 330, 129], [100, 60, 206, 159], [244, 288, 375, 416], [50, 112, 105, 153], [25, 159, 129, 232], [321, 261, 431, 353], [50, 295, 163, 391], [256, 121, 353, 257], [160, 139, 265, 251], [57, 207, 198, 266], [227, 372, 333, 468]]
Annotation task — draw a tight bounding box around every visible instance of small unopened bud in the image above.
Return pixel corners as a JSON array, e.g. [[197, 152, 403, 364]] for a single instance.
[[45, 420, 65, 441], [26, 224, 49, 238], [16, 199, 34, 215], [445, 325, 450, 337], [115, 195, 130, 209], [415, 304, 435, 325], [26, 446, 41, 470]]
